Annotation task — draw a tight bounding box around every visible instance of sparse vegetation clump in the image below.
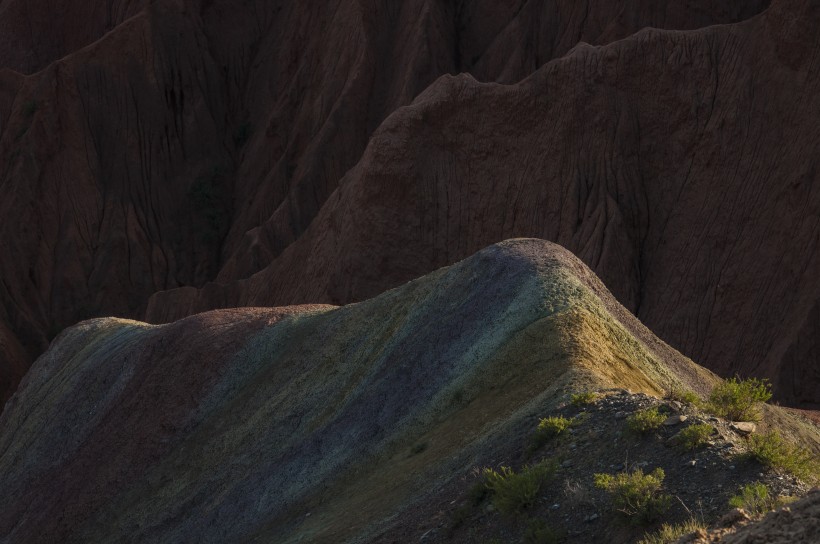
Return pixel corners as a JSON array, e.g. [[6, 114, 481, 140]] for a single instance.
[[675, 423, 714, 451], [638, 517, 706, 544], [562, 478, 595, 507], [530, 416, 574, 451], [728, 482, 793, 517], [666, 386, 701, 407], [483, 459, 557, 515], [571, 391, 597, 406], [626, 407, 666, 435], [594, 468, 671, 525], [707, 377, 771, 422], [742, 431, 820, 483]]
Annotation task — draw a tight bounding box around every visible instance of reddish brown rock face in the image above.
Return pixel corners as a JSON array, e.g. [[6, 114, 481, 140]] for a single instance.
[[5, 0, 820, 410], [0, 0, 148, 75], [155, 0, 820, 409]]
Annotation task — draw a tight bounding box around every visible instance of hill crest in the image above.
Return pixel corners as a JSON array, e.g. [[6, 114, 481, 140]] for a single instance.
[[0, 239, 725, 543]]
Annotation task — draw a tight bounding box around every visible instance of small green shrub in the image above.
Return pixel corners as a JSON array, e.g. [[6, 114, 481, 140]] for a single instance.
[[530, 416, 573, 451], [483, 459, 557, 516], [666, 387, 701, 407], [728, 482, 792, 517], [707, 377, 771, 422], [523, 518, 559, 544], [594, 468, 671, 525], [571, 391, 597, 406], [742, 431, 819, 483], [675, 423, 714, 451], [626, 407, 667, 435], [638, 518, 706, 544]]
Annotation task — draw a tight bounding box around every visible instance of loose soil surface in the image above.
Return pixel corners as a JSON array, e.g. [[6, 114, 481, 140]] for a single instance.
[[376, 390, 816, 543], [683, 489, 820, 543]]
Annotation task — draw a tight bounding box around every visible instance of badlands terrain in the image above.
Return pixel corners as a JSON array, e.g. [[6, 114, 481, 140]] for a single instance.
[[0, 0, 819, 409], [2, 240, 817, 542], [0, 1, 819, 543]]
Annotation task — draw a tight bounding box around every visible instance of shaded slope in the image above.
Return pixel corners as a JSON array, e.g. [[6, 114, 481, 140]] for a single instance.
[[0, 239, 717, 543], [149, 0, 820, 407], [0, 0, 148, 74], [0, 0, 769, 407]]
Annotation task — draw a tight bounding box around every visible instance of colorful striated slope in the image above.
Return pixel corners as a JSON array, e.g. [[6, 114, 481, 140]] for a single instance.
[[0, 0, 772, 409], [148, 0, 820, 408], [0, 239, 719, 543]]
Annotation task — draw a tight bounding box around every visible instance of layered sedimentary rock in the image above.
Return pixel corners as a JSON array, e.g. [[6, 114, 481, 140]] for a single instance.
[[0, 1, 773, 406], [0, 239, 719, 543], [150, 0, 820, 407], [4, 0, 819, 410]]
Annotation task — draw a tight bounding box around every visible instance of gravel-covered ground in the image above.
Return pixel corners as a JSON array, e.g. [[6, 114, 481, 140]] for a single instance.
[[380, 389, 816, 543]]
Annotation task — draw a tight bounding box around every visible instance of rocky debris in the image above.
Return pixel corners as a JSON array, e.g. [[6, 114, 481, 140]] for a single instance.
[[718, 508, 753, 528], [718, 490, 820, 543], [669, 401, 685, 412], [432, 388, 818, 543], [730, 422, 757, 435], [665, 415, 689, 426], [682, 490, 820, 543]]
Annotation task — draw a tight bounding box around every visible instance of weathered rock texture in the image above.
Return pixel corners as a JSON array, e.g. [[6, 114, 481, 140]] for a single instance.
[[0, 240, 722, 543], [685, 489, 820, 543], [4, 0, 820, 410], [149, 0, 820, 408]]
